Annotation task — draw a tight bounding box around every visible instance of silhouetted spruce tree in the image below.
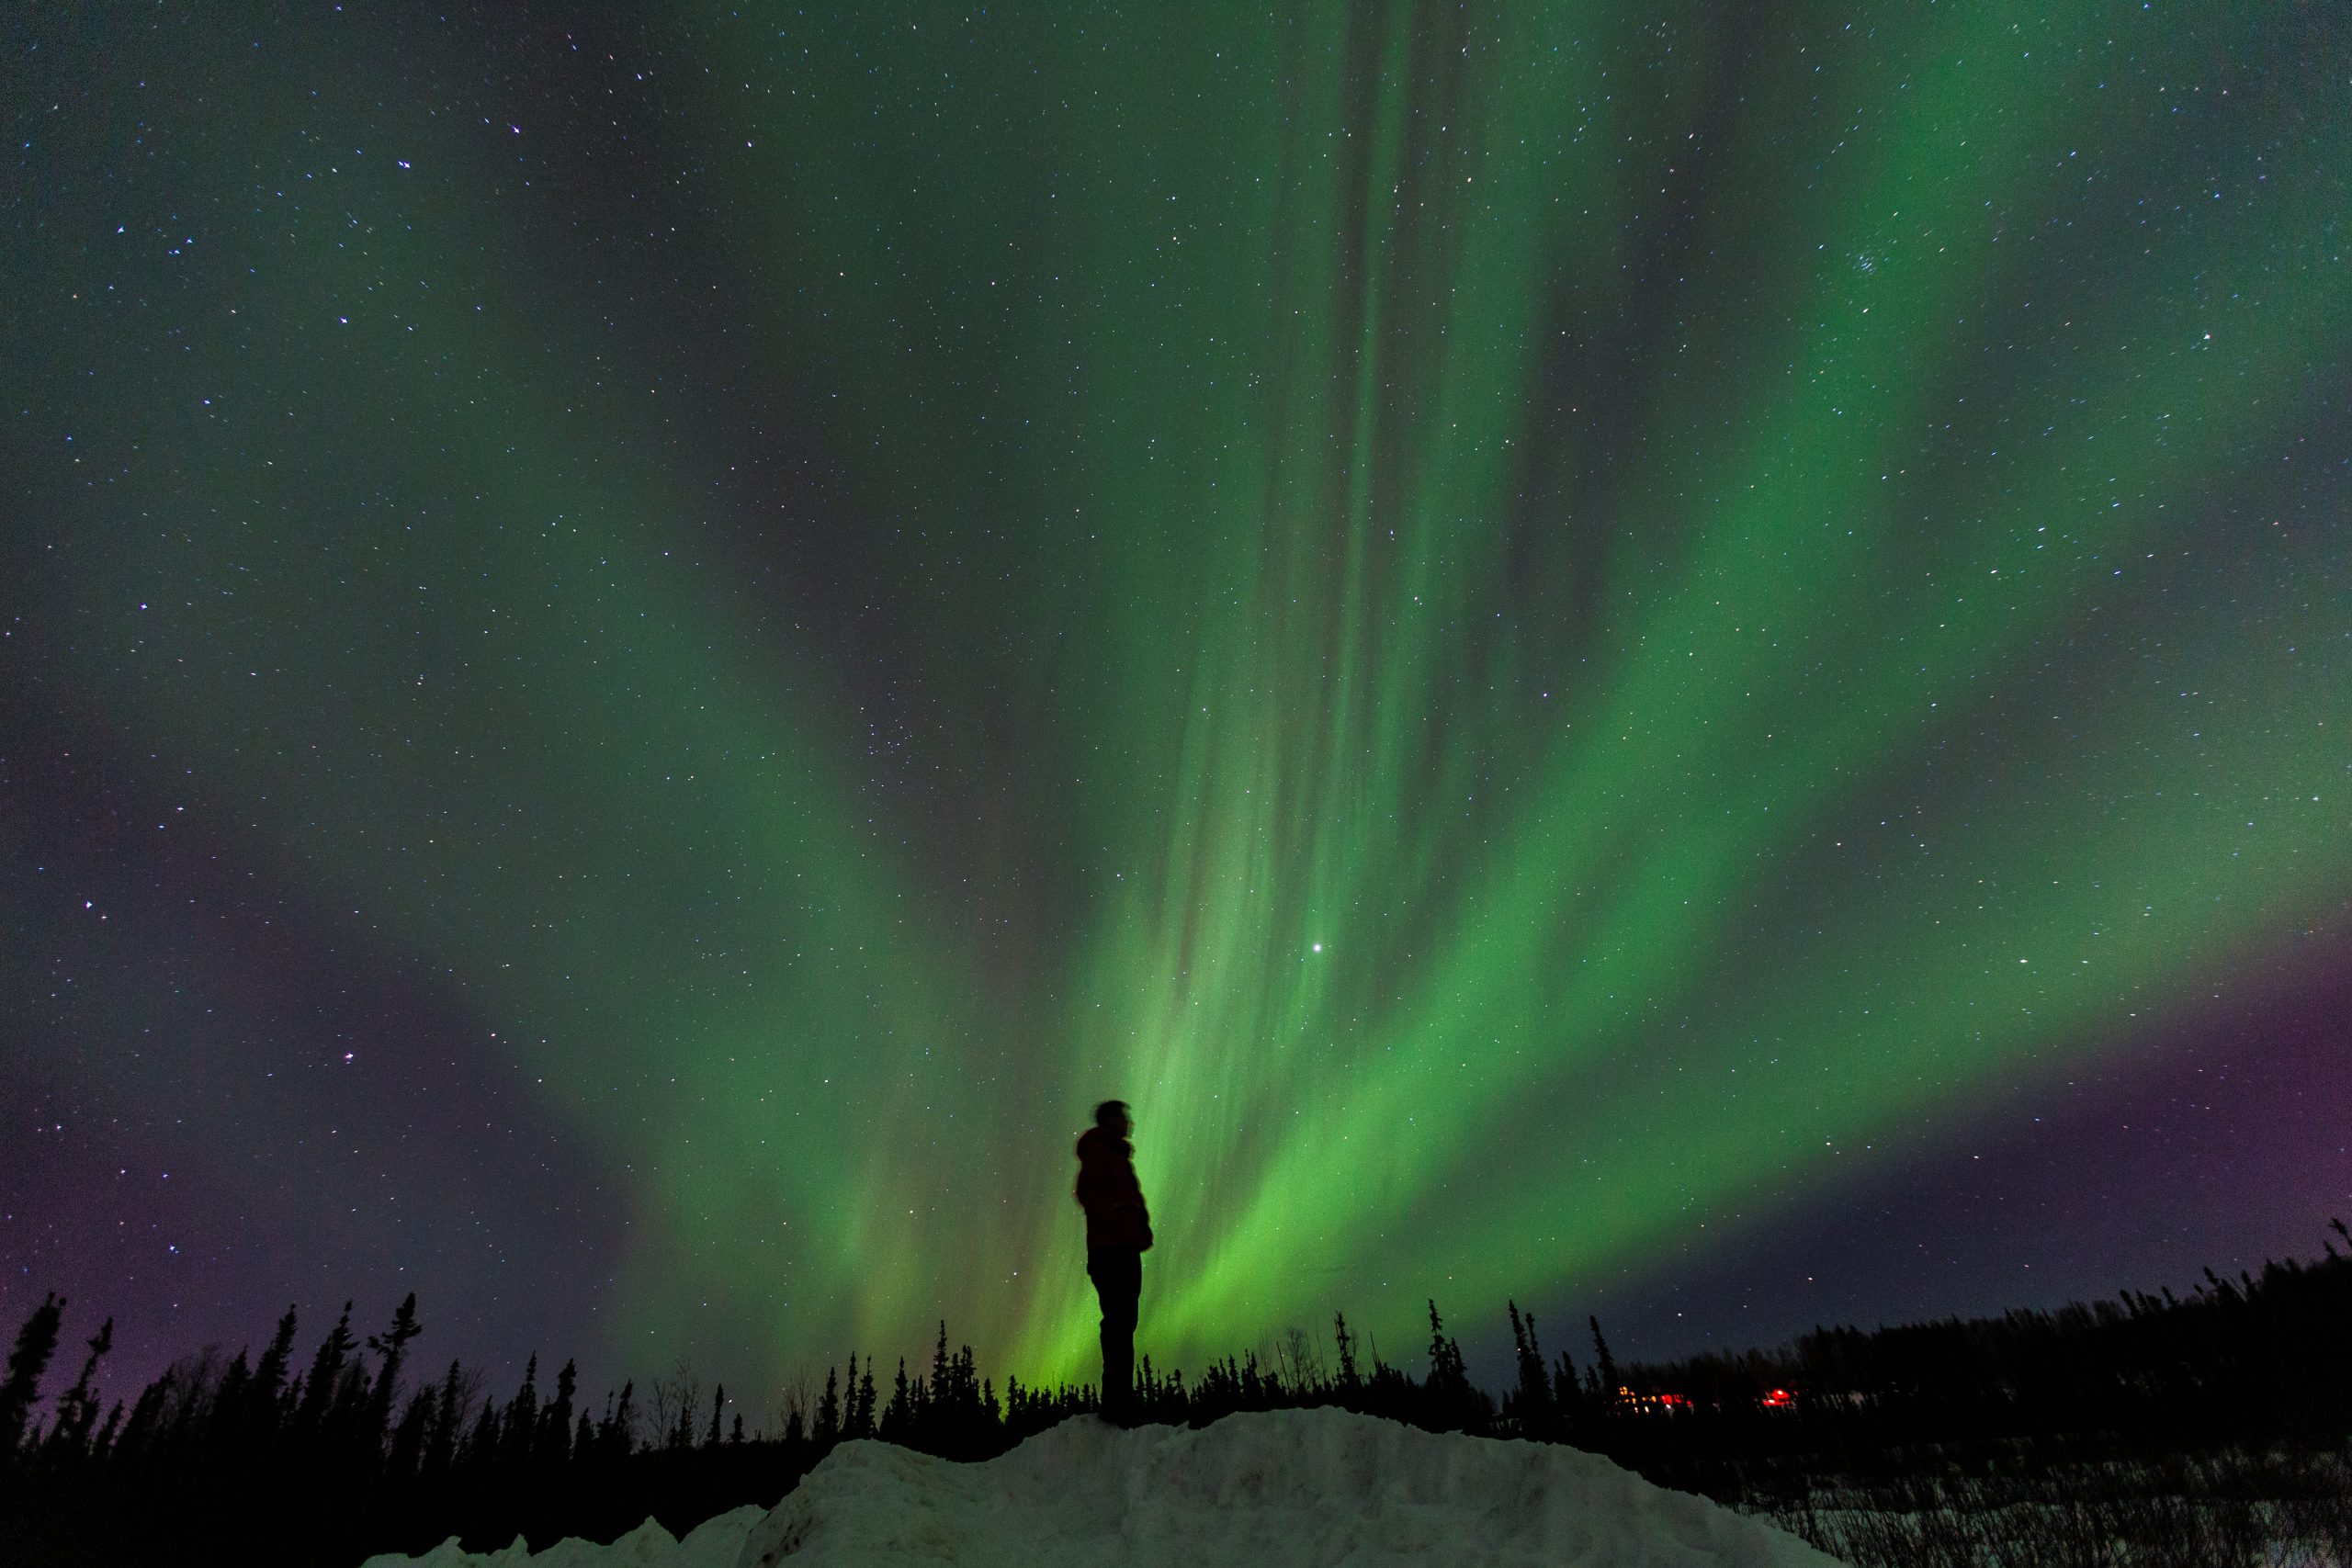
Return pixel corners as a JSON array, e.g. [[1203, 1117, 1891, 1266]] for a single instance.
[[848, 1357, 877, 1439], [113, 1367, 173, 1460], [363, 1292, 423, 1450], [1588, 1315, 1620, 1405], [387, 1382, 432, 1479], [503, 1354, 540, 1465], [421, 1359, 466, 1475], [0, 1292, 65, 1457], [842, 1366, 865, 1439], [459, 1401, 501, 1470], [1549, 1342, 1584, 1427], [955, 1345, 989, 1450], [1333, 1312, 1363, 1401], [210, 1348, 256, 1456], [598, 1380, 638, 1461], [1506, 1302, 1551, 1434], [88, 1399, 123, 1461], [40, 1316, 113, 1461], [814, 1365, 842, 1449], [706, 1383, 725, 1449], [1422, 1301, 1481, 1431], [540, 1359, 577, 1464], [242, 1304, 299, 1443], [293, 1301, 356, 1438], [325, 1347, 377, 1456], [1359, 1326, 1415, 1417], [882, 1358, 910, 1441], [664, 1373, 698, 1451]]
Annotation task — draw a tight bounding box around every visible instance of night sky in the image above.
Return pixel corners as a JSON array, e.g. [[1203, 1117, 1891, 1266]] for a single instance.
[[6, 5, 2348, 1413]]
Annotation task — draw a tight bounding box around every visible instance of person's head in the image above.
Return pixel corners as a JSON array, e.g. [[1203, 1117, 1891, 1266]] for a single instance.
[[1094, 1099, 1131, 1137]]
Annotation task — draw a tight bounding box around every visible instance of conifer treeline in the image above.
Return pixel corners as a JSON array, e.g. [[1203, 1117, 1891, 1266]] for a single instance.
[[0, 1286, 1105, 1568], [1626, 1225, 2352, 1453], [5, 1229, 2349, 1566]]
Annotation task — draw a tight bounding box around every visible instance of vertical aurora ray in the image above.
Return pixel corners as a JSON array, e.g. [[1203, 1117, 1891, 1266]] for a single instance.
[[1001, 2, 2351, 1371], [8, 1, 2344, 1393]]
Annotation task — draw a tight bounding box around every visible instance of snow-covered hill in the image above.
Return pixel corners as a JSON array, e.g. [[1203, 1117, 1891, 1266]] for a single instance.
[[367, 1407, 1838, 1566]]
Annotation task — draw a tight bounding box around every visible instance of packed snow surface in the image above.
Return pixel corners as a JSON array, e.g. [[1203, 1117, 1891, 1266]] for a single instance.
[[366, 1406, 1839, 1567]]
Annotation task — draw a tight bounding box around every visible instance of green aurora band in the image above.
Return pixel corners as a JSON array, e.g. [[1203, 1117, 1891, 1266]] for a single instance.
[[18, 3, 2347, 1386]]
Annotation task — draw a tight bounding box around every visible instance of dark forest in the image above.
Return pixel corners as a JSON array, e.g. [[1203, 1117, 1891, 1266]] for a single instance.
[[6, 1225, 2352, 1566]]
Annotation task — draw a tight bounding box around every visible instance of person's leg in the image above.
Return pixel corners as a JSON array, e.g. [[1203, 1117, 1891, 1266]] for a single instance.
[[1090, 1247, 1141, 1417]]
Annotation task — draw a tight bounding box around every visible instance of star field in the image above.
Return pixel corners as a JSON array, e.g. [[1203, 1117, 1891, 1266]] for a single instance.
[[4, 4, 2348, 1403]]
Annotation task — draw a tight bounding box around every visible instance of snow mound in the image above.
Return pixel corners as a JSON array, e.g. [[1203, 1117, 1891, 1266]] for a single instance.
[[360, 1503, 763, 1568], [741, 1408, 1837, 1567], [361, 1409, 1838, 1567]]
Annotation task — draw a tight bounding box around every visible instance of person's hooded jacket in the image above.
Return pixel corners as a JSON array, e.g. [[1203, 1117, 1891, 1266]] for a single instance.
[[1074, 1126, 1153, 1251]]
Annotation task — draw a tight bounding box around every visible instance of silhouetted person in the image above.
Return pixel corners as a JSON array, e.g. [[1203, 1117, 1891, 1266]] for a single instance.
[[1074, 1099, 1151, 1423]]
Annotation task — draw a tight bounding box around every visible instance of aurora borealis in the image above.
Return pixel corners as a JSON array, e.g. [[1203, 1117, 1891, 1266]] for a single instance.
[[6, 2, 2348, 1407]]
